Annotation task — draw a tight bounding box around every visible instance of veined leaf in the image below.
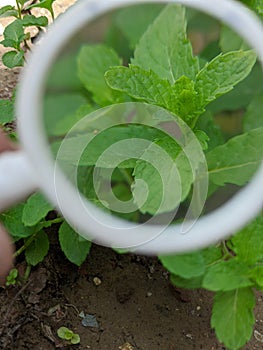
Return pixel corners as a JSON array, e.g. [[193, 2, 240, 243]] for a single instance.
[[25, 231, 49, 266], [0, 99, 14, 124], [207, 127, 263, 186], [2, 19, 24, 43], [25, 0, 55, 18], [0, 204, 35, 238], [212, 288, 255, 350], [106, 66, 201, 122], [231, 217, 263, 265], [132, 4, 199, 83], [22, 192, 53, 227], [53, 125, 163, 167], [208, 64, 263, 113], [78, 44, 122, 105], [203, 259, 253, 291], [115, 4, 164, 49], [249, 266, 263, 290], [169, 246, 223, 290], [195, 50, 256, 108], [159, 251, 205, 279], [132, 136, 193, 215], [0, 5, 18, 18], [22, 15, 48, 27], [106, 65, 175, 108], [59, 222, 91, 266], [2, 50, 24, 68], [195, 111, 225, 151]]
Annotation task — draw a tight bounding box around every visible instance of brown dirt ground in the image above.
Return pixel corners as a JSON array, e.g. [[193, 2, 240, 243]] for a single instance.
[[0, 1, 263, 350]]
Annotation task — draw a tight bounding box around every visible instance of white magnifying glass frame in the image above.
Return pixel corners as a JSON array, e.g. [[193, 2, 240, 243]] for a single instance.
[[15, 0, 263, 254]]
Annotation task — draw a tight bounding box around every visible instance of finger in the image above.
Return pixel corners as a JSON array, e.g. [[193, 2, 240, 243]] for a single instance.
[[0, 224, 14, 285]]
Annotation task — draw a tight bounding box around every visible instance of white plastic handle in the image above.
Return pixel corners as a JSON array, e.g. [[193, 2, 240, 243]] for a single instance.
[[0, 151, 37, 211]]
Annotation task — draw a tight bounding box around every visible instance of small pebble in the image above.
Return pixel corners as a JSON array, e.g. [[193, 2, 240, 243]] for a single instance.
[[93, 277, 102, 286], [119, 342, 134, 350], [146, 292, 152, 297], [196, 306, 201, 311], [254, 330, 263, 342]]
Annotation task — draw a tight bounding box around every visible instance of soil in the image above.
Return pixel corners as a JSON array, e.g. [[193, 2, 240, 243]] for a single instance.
[[0, 2, 263, 350]]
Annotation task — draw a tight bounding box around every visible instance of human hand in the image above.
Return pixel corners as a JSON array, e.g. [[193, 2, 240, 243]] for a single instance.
[[0, 129, 15, 283]]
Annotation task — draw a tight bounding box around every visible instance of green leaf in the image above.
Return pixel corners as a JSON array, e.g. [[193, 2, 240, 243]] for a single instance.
[[25, 0, 55, 18], [25, 231, 49, 266], [46, 54, 83, 91], [170, 246, 223, 289], [3, 19, 24, 44], [203, 259, 253, 291], [208, 64, 263, 113], [207, 127, 263, 186], [57, 327, 72, 340], [0, 204, 35, 238], [106, 65, 174, 106], [43, 93, 88, 136], [54, 125, 163, 167], [71, 334, 80, 345], [195, 112, 225, 150], [211, 288, 255, 350], [132, 4, 199, 83], [159, 251, 205, 279], [231, 217, 263, 264], [115, 4, 164, 49], [22, 15, 48, 27], [22, 192, 53, 227], [243, 93, 263, 132], [132, 135, 193, 215], [59, 222, 91, 266], [249, 266, 263, 290], [195, 50, 257, 108], [106, 66, 201, 122], [0, 99, 14, 124], [77, 44, 122, 105], [170, 274, 203, 289], [18, 0, 28, 5], [219, 25, 249, 53], [2, 50, 24, 68], [240, 0, 263, 16], [0, 5, 18, 18]]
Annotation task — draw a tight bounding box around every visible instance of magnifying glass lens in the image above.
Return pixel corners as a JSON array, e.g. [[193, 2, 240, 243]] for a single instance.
[[40, 2, 263, 249]]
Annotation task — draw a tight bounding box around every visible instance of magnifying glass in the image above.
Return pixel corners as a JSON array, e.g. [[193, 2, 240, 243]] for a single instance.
[[0, 0, 263, 254]]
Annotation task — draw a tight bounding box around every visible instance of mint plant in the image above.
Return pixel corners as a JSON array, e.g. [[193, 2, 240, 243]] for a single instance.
[[5, 267, 18, 286], [57, 326, 80, 345], [0, 0, 56, 68], [0, 3, 263, 350], [44, 4, 263, 349]]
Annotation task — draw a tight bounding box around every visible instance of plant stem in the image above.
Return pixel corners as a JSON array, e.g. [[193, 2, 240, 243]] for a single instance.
[[23, 265, 31, 283], [119, 168, 133, 187], [14, 231, 38, 258], [15, 0, 22, 19]]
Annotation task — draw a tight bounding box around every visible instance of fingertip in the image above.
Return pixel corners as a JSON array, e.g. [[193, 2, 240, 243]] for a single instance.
[[0, 224, 14, 285]]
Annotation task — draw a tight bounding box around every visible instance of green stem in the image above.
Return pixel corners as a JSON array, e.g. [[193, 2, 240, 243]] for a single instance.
[[50, 7, 55, 21], [15, 0, 22, 19], [14, 231, 38, 258], [23, 265, 31, 283], [221, 240, 235, 259], [119, 168, 133, 186]]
